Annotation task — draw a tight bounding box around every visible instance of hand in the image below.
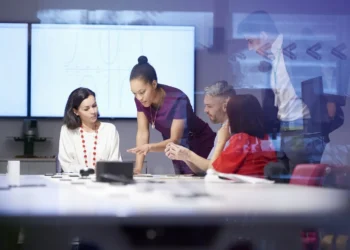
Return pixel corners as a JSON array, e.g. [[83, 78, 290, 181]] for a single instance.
[[165, 142, 190, 161], [127, 144, 151, 155], [258, 60, 272, 72], [133, 167, 142, 175], [217, 122, 231, 144], [327, 102, 336, 118]]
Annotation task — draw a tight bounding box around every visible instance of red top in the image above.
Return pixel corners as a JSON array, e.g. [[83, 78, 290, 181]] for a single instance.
[[212, 133, 277, 176]]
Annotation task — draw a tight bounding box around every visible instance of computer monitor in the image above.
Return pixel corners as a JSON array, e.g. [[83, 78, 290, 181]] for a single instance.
[[301, 76, 328, 125], [0, 23, 28, 117]]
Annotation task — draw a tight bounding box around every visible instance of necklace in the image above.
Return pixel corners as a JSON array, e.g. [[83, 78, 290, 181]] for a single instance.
[[149, 89, 164, 129], [150, 106, 159, 129], [80, 124, 98, 168]]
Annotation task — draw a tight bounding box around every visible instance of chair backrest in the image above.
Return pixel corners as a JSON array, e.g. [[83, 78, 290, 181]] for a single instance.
[[290, 164, 329, 186], [323, 165, 350, 189], [291, 164, 350, 189]]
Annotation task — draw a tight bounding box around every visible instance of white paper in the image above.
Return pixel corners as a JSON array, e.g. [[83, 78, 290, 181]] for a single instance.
[[205, 168, 274, 184]]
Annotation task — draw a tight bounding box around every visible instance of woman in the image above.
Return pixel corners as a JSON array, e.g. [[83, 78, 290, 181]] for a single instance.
[[58, 87, 122, 173], [166, 94, 277, 176], [127, 56, 216, 174], [212, 94, 277, 176]]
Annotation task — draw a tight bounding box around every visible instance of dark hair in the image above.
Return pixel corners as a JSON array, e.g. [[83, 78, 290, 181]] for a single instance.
[[237, 11, 279, 38], [63, 87, 97, 130], [129, 55, 158, 84], [227, 94, 265, 139]]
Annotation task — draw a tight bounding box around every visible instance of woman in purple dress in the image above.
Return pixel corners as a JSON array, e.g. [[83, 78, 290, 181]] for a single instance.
[[127, 56, 216, 174]]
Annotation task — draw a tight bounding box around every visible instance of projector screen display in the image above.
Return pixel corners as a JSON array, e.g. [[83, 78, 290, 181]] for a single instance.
[[30, 24, 195, 118], [230, 13, 350, 98], [0, 23, 28, 117]]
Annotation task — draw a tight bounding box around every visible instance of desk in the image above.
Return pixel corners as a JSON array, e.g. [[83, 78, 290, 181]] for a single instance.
[[0, 175, 349, 250], [0, 158, 56, 175]]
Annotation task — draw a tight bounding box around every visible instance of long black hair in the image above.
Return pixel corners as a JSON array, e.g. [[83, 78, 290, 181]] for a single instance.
[[227, 94, 265, 139]]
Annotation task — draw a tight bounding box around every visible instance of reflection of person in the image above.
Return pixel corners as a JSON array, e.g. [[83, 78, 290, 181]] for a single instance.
[[58, 88, 122, 173], [237, 10, 310, 123], [237, 11, 344, 181], [165, 81, 236, 174], [127, 56, 216, 175]]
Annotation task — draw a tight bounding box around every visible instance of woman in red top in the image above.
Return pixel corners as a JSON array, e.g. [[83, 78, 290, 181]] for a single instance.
[[211, 94, 277, 176]]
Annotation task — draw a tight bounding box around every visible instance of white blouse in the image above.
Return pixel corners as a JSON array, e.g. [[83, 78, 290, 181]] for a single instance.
[[58, 122, 122, 173]]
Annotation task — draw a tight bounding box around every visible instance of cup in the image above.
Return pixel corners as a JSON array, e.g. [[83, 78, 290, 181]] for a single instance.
[[7, 160, 20, 185]]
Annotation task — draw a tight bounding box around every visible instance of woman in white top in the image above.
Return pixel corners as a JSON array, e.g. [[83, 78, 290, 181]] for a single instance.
[[58, 87, 122, 173]]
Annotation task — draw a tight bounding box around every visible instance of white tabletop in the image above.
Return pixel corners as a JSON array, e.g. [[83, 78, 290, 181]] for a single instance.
[[0, 174, 349, 227]]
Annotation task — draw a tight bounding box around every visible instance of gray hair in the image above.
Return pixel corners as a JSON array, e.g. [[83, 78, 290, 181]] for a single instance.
[[204, 80, 236, 97]]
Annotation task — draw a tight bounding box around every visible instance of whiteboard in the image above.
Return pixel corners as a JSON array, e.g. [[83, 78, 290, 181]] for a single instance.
[[30, 24, 195, 118]]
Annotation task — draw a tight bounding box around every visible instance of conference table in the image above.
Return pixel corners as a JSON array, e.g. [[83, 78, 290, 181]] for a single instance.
[[0, 173, 349, 250]]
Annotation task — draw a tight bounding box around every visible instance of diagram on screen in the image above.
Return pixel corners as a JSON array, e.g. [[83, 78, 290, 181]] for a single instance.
[[31, 24, 195, 117], [63, 28, 145, 114]]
